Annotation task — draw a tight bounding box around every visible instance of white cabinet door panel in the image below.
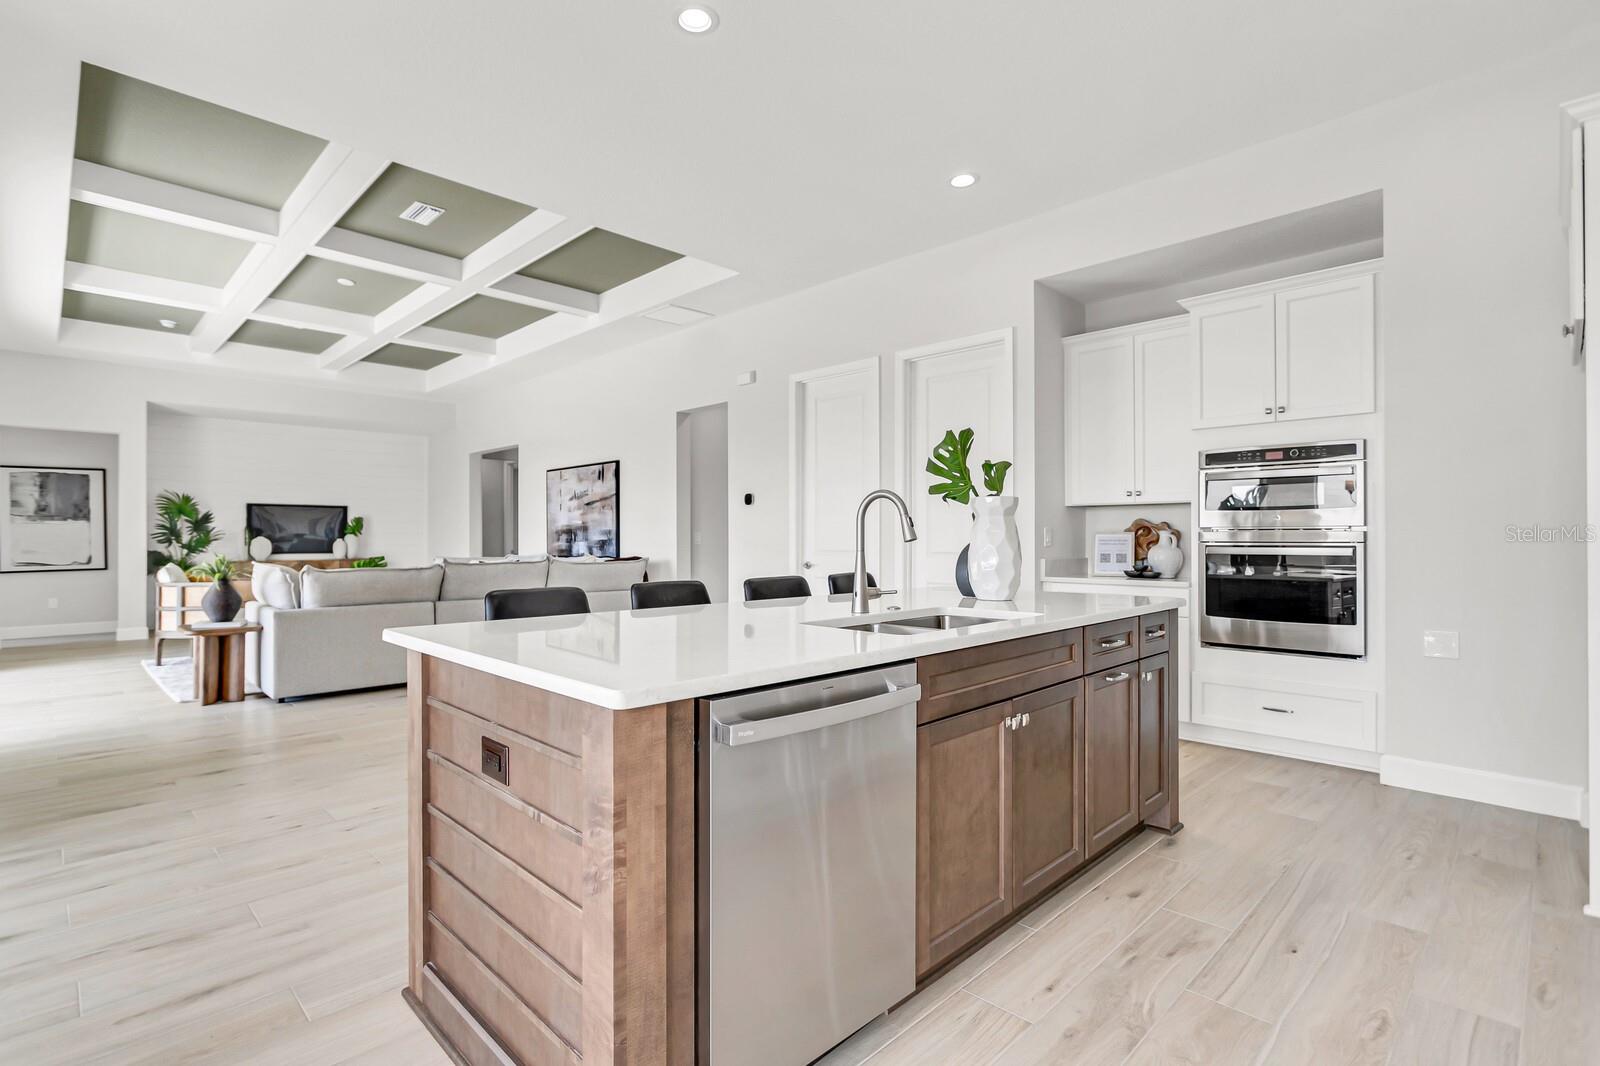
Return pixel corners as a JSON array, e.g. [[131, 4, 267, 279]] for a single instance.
[[1134, 325, 1194, 502], [1190, 294, 1276, 429], [1065, 333, 1135, 505], [1274, 272, 1375, 421]]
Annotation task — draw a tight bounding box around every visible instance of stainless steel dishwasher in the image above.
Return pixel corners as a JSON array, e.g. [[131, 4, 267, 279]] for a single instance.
[[699, 663, 920, 1066]]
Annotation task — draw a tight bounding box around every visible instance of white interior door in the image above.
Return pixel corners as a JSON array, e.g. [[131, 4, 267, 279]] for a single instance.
[[898, 331, 1015, 593], [792, 359, 880, 596]]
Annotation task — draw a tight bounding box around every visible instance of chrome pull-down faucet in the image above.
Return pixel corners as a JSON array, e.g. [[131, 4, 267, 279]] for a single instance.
[[851, 489, 918, 614]]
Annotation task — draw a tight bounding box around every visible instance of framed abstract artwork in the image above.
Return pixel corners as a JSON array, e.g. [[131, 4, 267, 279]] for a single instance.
[[546, 461, 620, 558], [2, 465, 108, 573]]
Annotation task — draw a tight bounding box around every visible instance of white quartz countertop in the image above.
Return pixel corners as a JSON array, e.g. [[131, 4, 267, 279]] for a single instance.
[[383, 588, 1183, 710]]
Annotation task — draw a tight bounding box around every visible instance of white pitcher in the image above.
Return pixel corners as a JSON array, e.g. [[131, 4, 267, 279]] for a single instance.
[[1147, 528, 1183, 578]]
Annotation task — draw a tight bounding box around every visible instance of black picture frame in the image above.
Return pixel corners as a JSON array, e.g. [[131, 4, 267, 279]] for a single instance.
[[245, 502, 349, 555], [1, 464, 109, 574], [545, 460, 621, 558]]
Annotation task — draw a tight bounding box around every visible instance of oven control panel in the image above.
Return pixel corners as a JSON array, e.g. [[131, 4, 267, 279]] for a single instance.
[[1202, 440, 1363, 467]]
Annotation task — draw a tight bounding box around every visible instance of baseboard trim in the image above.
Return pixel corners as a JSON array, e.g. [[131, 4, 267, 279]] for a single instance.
[[1379, 754, 1587, 822], [1178, 721, 1380, 772], [0, 620, 119, 648], [116, 626, 148, 642]]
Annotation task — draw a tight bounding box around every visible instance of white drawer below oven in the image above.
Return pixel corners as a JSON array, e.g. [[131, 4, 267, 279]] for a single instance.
[[1192, 675, 1376, 752]]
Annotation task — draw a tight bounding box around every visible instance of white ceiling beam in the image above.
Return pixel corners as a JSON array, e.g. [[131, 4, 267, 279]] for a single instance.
[[310, 227, 462, 285], [487, 273, 600, 317], [62, 261, 226, 312], [250, 296, 370, 335], [400, 324, 498, 357], [188, 145, 389, 355], [70, 160, 279, 242], [318, 211, 584, 373], [424, 354, 493, 390]]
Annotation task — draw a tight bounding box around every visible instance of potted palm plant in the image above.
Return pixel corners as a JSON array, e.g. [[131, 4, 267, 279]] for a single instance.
[[926, 428, 1019, 601], [149, 491, 220, 574], [197, 555, 242, 623]]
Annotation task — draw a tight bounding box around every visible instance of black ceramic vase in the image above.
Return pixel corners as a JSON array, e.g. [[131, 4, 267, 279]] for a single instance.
[[202, 578, 242, 622], [954, 544, 975, 597]]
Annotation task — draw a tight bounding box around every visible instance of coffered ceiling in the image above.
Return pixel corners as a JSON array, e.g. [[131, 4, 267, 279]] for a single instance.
[[44, 65, 733, 392]]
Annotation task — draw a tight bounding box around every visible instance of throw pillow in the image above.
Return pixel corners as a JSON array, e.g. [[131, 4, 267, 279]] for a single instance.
[[251, 563, 301, 609]]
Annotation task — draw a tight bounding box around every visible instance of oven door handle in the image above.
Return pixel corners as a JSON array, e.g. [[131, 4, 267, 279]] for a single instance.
[[1203, 463, 1361, 481], [1204, 545, 1360, 557]]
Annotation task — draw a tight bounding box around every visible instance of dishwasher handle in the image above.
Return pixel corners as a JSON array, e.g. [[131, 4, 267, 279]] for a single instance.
[[713, 684, 921, 747]]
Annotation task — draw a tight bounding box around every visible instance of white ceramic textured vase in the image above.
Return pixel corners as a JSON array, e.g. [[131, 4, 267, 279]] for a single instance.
[[1147, 529, 1183, 578], [248, 535, 272, 562], [343, 534, 360, 559], [968, 496, 1021, 600], [331, 538, 348, 559]]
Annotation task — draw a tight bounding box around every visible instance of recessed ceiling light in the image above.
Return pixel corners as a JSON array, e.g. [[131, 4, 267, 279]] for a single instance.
[[677, 6, 718, 33], [336, 276, 356, 287], [158, 318, 178, 329], [949, 173, 978, 189]]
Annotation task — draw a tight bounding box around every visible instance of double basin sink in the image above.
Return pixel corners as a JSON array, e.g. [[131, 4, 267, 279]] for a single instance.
[[806, 608, 1035, 637]]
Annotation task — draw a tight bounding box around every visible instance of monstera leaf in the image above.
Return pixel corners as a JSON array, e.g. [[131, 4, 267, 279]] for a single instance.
[[926, 428, 977, 504], [981, 459, 1012, 495]]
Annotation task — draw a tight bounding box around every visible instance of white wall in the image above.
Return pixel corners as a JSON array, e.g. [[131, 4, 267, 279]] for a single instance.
[[0, 425, 117, 640], [433, 32, 1600, 797], [146, 409, 430, 568], [0, 350, 452, 640]]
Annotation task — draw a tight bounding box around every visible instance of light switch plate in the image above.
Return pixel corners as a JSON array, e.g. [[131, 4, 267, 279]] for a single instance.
[[1042, 526, 1053, 547], [1423, 630, 1459, 659]]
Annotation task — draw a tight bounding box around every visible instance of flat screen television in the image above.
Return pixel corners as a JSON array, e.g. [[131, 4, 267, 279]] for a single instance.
[[246, 503, 348, 555]]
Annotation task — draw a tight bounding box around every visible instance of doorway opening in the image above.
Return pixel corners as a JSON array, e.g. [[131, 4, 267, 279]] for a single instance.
[[475, 446, 520, 557], [676, 404, 729, 601]]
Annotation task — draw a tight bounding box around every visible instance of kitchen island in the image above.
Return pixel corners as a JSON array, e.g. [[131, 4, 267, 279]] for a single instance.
[[384, 588, 1181, 1066]]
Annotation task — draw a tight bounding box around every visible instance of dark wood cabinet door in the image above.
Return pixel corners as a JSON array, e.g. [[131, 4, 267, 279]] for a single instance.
[[916, 699, 1013, 976], [1010, 679, 1086, 909], [1084, 666, 1140, 858], [1138, 654, 1172, 822]]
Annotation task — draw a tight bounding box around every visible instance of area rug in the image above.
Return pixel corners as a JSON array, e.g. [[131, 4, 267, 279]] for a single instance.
[[142, 657, 197, 703]]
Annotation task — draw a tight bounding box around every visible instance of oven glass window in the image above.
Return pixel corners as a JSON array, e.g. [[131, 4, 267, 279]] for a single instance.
[[1204, 473, 1357, 513], [1204, 550, 1358, 627]]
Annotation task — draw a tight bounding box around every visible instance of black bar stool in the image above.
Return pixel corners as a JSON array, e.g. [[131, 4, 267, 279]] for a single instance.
[[631, 580, 711, 609], [484, 586, 590, 620], [827, 571, 877, 595], [742, 575, 811, 601]]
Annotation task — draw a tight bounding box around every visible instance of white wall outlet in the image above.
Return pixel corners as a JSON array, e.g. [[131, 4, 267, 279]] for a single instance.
[[1422, 630, 1459, 659], [735, 370, 757, 386], [1042, 525, 1053, 547], [47, 597, 58, 609]]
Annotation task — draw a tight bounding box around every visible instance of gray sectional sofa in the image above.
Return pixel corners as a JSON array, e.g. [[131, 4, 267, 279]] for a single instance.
[[245, 556, 646, 700]]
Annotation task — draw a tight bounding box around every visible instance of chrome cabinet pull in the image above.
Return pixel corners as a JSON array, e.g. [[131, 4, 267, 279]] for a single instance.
[[1277, 405, 1286, 414], [1144, 626, 1165, 640], [1125, 490, 1133, 496], [1020, 712, 1030, 727], [1098, 636, 1129, 649], [1103, 671, 1130, 683], [1263, 406, 1273, 415], [1262, 705, 1295, 715], [1142, 672, 1153, 682]]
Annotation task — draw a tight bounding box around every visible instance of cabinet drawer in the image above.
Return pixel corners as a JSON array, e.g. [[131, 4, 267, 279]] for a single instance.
[[1085, 618, 1140, 673], [916, 628, 1082, 725], [1192, 676, 1376, 751], [427, 699, 582, 829], [1138, 612, 1173, 658], [426, 753, 583, 903]]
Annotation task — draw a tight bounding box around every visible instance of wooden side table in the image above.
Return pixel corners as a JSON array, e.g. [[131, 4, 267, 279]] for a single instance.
[[182, 623, 263, 705]]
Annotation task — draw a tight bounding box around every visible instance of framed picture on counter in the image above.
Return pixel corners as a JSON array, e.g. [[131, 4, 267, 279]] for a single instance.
[[1092, 532, 1135, 575]]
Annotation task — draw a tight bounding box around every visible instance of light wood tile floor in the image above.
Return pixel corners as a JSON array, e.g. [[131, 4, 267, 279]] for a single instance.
[[2, 640, 1594, 1065]]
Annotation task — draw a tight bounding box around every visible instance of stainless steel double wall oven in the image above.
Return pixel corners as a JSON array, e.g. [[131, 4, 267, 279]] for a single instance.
[[1199, 440, 1366, 658]]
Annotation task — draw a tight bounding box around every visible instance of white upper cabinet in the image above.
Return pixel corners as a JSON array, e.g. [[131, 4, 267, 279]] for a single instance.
[[1182, 261, 1379, 429], [1064, 317, 1191, 505]]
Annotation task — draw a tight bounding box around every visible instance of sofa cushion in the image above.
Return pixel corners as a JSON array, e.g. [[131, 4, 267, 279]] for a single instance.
[[547, 556, 647, 593], [440, 559, 550, 602], [435, 598, 486, 624], [301, 564, 444, 608], [251, 562, 301, 609]]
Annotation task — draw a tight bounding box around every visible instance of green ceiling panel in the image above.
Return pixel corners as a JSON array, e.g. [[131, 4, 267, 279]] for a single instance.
[[270, 257, 420, 315], [363, 343, 458, 371], [517, 228, 683, 294], [337, 164, 534, 258], [66, 201, 253, 287], [75, 64, 327, 211], [425, 294, 552, 338], [228, 320, 342, 354], [61, 290, 202, 333]]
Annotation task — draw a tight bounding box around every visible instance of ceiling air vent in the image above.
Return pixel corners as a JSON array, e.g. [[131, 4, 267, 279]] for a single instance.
[[399, 201, 446, 226]]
